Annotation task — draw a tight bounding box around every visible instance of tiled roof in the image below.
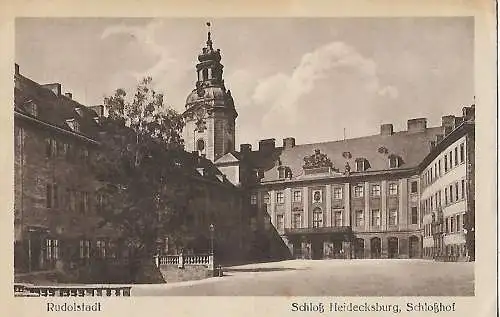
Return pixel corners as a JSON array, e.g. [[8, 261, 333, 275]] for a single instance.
[[243, 127, 444, 183], [14, 73, 100, 141]]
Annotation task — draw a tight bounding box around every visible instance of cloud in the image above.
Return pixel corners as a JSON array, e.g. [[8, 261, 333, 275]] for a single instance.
[[253, 41, 398, 126], [100, 19, 191, 110]]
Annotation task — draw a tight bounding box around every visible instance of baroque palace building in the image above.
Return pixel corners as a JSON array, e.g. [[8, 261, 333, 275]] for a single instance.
[[182, 27, 476, 261]]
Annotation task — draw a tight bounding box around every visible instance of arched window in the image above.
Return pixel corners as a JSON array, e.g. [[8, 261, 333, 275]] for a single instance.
[[202, 68, 209, 81], [312, 208, 323, 228], [197, 139, 205, 153]]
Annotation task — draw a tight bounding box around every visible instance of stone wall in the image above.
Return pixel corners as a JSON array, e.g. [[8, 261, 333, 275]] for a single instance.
[[158, 264, 212, 283]]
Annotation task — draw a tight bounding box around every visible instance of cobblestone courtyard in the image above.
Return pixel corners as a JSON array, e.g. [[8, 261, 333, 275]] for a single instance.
[[132, 259, 474, 296]]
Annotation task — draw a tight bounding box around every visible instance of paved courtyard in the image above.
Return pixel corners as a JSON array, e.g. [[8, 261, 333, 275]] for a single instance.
[[131, 259, 474, 296]]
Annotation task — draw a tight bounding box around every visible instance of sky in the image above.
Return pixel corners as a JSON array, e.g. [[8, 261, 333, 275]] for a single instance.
[[15, 17, 474, 148]]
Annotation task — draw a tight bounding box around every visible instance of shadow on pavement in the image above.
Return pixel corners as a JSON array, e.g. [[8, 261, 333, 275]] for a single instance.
[[223, 267, 301, 273]]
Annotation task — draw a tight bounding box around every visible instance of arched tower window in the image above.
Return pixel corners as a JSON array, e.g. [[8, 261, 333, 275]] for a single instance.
[[202, 68, 209, 81], [197, 139, 206, 156]]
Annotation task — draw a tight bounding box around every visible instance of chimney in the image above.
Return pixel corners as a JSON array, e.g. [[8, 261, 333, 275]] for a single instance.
[[380, 124, 393, 136], [283, 137, 296, 149], [15, 63, 19, 75], [42, 83, 62, 96], [454, 116, 464, 127], [240, 144, 252, 153], [462, 105, 475, 122], [64, 92, 73, 99], [259, 138, 275, 153], [436, 134, 444, 143], [407, 118, 427, 133]]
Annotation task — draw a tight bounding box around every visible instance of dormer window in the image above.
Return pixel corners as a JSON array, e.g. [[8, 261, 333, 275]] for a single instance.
[[355, 158, 368, 172], [278, 165, 285, 179], [26, 101, 38, 117], [66, 119, 80, 132], [389, 154, 402, 168], [75, 107, 83, 117]]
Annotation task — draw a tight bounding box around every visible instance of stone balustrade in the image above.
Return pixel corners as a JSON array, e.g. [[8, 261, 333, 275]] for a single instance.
[[184, 254, 210, 265], [158, 255, 179, 265], [14, 284, 131, 297]]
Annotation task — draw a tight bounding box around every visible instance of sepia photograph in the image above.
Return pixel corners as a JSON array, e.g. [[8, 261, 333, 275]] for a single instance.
[[12, 15, 483, 300]]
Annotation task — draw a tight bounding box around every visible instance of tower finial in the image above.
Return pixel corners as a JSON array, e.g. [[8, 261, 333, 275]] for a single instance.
[[206, 21, 213, 49]]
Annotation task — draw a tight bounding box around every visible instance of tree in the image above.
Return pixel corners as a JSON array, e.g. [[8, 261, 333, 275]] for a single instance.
[[92, 77, 196, 262]]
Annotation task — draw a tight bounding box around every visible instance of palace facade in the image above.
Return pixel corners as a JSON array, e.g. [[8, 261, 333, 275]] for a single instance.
[[182, 27, 476, 261]]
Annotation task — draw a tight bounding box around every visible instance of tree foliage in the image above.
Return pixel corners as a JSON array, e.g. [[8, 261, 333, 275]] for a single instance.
[[92, 77, 196, 258]]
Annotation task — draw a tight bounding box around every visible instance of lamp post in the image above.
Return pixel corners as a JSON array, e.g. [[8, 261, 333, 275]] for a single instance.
[[209, 224, 215, 255]]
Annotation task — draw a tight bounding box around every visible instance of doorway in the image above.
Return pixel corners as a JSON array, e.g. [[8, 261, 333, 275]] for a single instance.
[[408, 236, 420, 258], [388, 237, 399, 258], [311, 240, 324, 260], [354, 238, 365, 259], [370, 237, 381, 259]]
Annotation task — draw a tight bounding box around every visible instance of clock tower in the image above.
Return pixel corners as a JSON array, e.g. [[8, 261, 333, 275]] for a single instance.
[[183, 23, 237, 162]]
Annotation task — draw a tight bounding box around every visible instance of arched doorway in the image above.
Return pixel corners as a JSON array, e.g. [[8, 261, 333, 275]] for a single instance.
[[388, 237, 399, 258], [409, 236, 420, 258], [354, 238, 364, 259], [370, 237, 381, 259]]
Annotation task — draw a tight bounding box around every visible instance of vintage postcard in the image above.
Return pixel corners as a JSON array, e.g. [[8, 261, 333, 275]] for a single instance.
[[1, 0, 497, 316]]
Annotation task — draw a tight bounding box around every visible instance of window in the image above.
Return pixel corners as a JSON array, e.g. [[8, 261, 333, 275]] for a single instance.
[[445, 218, 449, 233], [445, 187, 448, 205], [46, 138, 54, 158], [250, 194, 257, 205], [355, 210, 364, 227], [276, 214, 284, 231], [46, 239, 59, 260], [430, 196, 433, 210], [46, 183, 53, 208], [450, 217, 455, 233], [79, 192, 89, 214], [410, 181, 418, 194], [80, 240, 91, 259], [449, 151, 453, 169], [371, 184, 381, 197], [454, 147, 458, 166], [276, 192, 284, 204], [460, 143, 465, 163], [334, 210, 342, 227], [293, 191, 302, 202], [411, 207, 418, 225], [389, 156, 399, 168], [355, 159, 365, 172], [389, 209, 398, 226], [292, 213, 301, 228], [444, 155, 448, 172], [438, 160, 442, 176], [354, 184, 364, 198], [456, 214, 461, 232], [312, 208, 323, 228], [96, 240, 106, 258], [263, 193, 270, 205], [389, 183, 398, 195], [461, 180, 465, 199], [371, 209, 381, 227], [278, 166, 285, 179], [438, 190, 442, 207], [333, 187, 343, 200], [455, 183, 459, 202], [449, 185, 454, 203]]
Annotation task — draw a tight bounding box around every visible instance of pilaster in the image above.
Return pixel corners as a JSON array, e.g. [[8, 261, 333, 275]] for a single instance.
[[381, 180, 388, 230], [364, 181, 370, 231], [344, 183, 350, 226], [285, 188, 292, 229], [325, 184, 332, 227], [303, 187, 309, 228]]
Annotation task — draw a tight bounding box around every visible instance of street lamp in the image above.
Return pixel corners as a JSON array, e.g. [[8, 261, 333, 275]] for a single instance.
[[209, 223, 215, 255]]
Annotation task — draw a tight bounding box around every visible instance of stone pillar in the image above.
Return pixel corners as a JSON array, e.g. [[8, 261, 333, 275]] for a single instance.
[[178, 252, 184, 269], [285, 188, 292, 229], [269, 190, 276, 227], [325, 184, 332, 227], [381, 237, 388, 259], [364, 238, 371, 259], [364, 182, 370, 231], [303, 187, 309, 228], [344, 183, 350, 226], [381, 180, 388, 230], [342, 241, 351, 259]]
